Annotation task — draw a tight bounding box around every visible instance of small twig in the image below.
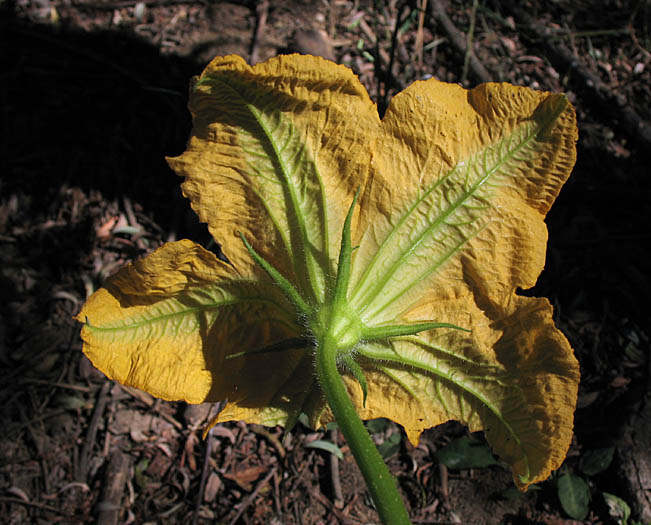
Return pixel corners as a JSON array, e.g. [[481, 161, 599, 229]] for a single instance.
[[371, 13, 385, 110], [461, 0, 479, 85], [20, 378, 92, 392], [18, 405, 51, 495], [307, 485, 362, 524], [438, 462, 449, 502], [120, 385, 183, 430], [359, 17, 392, 66], [329, 428, 344, 508], [415, 0, 428, 71], [228, 467, 277, 525], [78, 381, 110, 481], [628, 1, 651, 61], [121, 196, 138, 229], [430, 0, 492, 84], [58, 481, 91, 493], [192, 401, 225, 524], [0, 497, 71, 516], [272, 469, 283, 517], [68, 0, 204, 10], [192, 427, 214, 525], [380, 1, 410, 117], [10, 408, 83, 439], [121, 196, 147, 251], [97, 449, 131, 525], [249, 0, 268, 65]]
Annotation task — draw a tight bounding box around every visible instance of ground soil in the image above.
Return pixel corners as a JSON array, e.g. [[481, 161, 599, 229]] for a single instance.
[[1, 0, 650, 524]]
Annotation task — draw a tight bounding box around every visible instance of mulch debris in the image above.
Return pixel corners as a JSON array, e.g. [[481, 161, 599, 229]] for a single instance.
[[2, 0, 650, 523]]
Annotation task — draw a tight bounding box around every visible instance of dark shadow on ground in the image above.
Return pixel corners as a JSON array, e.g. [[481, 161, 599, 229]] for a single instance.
[[538, 138, 650, 323], [3, 0, 649, 327], [2, 3, 203, 231], [1, 6, 208, 487]]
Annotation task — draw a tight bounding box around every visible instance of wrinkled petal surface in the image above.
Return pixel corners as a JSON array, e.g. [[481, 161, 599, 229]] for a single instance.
[[343, 80, 578, 488], [77, 240, 303, 405], [167, 55, 380, 304], [78, 54, 579, 490]]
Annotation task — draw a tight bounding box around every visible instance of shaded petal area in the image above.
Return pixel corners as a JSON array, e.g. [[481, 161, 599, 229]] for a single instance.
[[77, 240, 303, 404]]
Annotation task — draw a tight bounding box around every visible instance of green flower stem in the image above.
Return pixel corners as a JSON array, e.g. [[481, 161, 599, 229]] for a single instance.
[[315, 331, 411, 525]]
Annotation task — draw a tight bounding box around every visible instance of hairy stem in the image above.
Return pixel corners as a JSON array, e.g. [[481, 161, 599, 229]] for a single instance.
[[315, 330, 410, 525]]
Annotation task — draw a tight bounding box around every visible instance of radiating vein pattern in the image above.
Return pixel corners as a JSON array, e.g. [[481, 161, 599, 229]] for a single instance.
[[351, 118, 547, 322], [85, 283, 299, 345], [198, 75, 331, 303], [358, 339, 532, 479]]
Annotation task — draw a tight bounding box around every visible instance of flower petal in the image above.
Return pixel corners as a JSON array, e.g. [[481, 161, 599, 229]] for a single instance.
[[354, 292, 579, 489], [351, 80, 577, 323], [167, 54, 379, 304], [77, 240, 301, 403], [344, 79, 578, 489]]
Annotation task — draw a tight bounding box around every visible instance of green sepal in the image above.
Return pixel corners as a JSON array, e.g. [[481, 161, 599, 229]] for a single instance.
[[341, 353, 368, 407], [238, 232, 313, 317], [225, 336, 311, 361], [332, 188, 360, 306], [283, 409, 303, 438], [363, 321, 470, 341]]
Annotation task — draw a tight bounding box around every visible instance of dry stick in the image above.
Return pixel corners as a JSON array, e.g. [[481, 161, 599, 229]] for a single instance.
[[193, 401, 225, 525], [358, 11, 396, 113], [120, 385, 183, 430], [511, 5, 651, 152], [249, 0, 268, 65], [327, 0, 337, 42], [97, 450, 131, 525], [0, 497, 70, 516], [307, 486, 362, 524], [21, 378, 92, 393], [122, 196, 138, 232], [438, 463, 449, 502], [228, 468, 277, 525], [12, 408, 79, 436], [17, 404, 52, 497], [627, 0, 651, 60], [78, 381, 110, 482], [461, 0, 479, 85], [329, 428, 344, 508], [271, 470, 283, 517], [415, 0, 428, 71], [381, 1, 410, 117], [373, 13, 385, 112], [192, 427, 214, 525], [430, 0, 492, 84], [69, 0, 204, 9], [122, 196, 147, 251], [359, 18, 392, 68]]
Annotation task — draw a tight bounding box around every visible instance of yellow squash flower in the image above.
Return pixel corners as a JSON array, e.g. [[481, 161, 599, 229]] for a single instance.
[[78, 54, 579, 491]]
